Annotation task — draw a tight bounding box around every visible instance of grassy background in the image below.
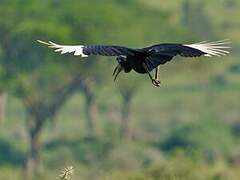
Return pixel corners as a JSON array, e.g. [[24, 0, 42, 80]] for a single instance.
[[1, 56, 240, 179], [0, 0, 240, 179]]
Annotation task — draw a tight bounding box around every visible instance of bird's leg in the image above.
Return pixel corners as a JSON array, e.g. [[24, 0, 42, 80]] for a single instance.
[[143, 63, 160, 87], [154, 66, 161, 85], [142, 63, 153, 80]]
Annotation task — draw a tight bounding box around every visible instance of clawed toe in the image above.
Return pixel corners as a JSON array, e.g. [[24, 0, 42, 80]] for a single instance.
[[152, 79, 161, 87]]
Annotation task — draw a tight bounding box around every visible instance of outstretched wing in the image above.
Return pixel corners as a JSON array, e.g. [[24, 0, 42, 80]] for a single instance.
[[145, 40, 231, 71], [149, 40, 231, 57], [37, 40, 137, 57]]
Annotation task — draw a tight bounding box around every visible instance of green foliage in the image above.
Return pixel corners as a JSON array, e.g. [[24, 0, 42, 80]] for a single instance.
[[0, 0, 239, 179], [104, 142, 163, 170], [160, 120, 235, 161], [43, 137, 113, 167], [102, 154, 240, 180], [0, 136, 25, 167]]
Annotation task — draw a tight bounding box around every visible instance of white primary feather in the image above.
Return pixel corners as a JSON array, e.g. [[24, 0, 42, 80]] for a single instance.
[[37, 40, 88, 57], [184, 39, 231, 57]]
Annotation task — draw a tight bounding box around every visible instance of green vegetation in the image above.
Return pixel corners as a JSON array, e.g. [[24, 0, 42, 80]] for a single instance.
[[0, 0, 239, 179]]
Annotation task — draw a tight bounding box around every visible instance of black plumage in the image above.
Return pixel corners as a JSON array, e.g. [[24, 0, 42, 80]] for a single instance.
[[37, 40, 230, 87]]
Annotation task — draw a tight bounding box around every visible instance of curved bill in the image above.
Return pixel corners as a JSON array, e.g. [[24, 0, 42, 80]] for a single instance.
[[112, 64, 123, 81]]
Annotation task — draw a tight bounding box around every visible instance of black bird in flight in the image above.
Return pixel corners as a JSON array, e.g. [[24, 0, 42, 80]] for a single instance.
[[37, 40, 230, 87]]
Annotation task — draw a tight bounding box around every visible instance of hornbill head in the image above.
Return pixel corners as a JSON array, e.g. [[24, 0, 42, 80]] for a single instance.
[[113, 56, 127, 81]]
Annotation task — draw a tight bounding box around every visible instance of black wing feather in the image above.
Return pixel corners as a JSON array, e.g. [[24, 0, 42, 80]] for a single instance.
[[149, 44, 205, 57], [38, 40, 230, 58], [83, 45, 137, 56], [144, 44, 205, 70]]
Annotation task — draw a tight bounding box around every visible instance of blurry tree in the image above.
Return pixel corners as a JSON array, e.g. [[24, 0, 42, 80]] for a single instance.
[[80, 79, 98, 138], [23, 74, 83, 177], [0, 93, 7, 123], [0, 0, 92, 177], [181, 0, 214, 39], [0, 0, 187, 177], [78, 60, 110, 138], [117, 74, 142, 140]]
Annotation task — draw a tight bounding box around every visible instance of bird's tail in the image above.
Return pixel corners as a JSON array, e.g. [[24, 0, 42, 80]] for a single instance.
[[184, 39, 231, 57]]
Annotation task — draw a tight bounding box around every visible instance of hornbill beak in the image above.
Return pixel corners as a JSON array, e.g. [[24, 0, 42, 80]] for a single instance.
[[112, 64, 123, 81]]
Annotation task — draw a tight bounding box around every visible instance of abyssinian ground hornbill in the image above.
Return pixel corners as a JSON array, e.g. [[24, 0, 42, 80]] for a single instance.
[[37, 39, 231, 87]]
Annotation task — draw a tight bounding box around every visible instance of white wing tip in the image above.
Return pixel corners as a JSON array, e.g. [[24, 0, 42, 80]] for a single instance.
[[37, 40, 88, 57], [37, 40, 51, 46], [184, 39, 231, 57]]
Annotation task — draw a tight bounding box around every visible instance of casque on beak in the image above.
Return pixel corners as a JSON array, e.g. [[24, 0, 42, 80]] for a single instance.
[[112, 64, 123, 81]]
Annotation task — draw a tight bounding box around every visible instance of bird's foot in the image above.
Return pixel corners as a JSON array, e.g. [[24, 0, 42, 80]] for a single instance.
[[152, 79, 161, 87]]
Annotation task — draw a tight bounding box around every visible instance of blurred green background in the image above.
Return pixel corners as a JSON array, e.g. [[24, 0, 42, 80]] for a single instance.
[[0, 0, 239, 179]]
